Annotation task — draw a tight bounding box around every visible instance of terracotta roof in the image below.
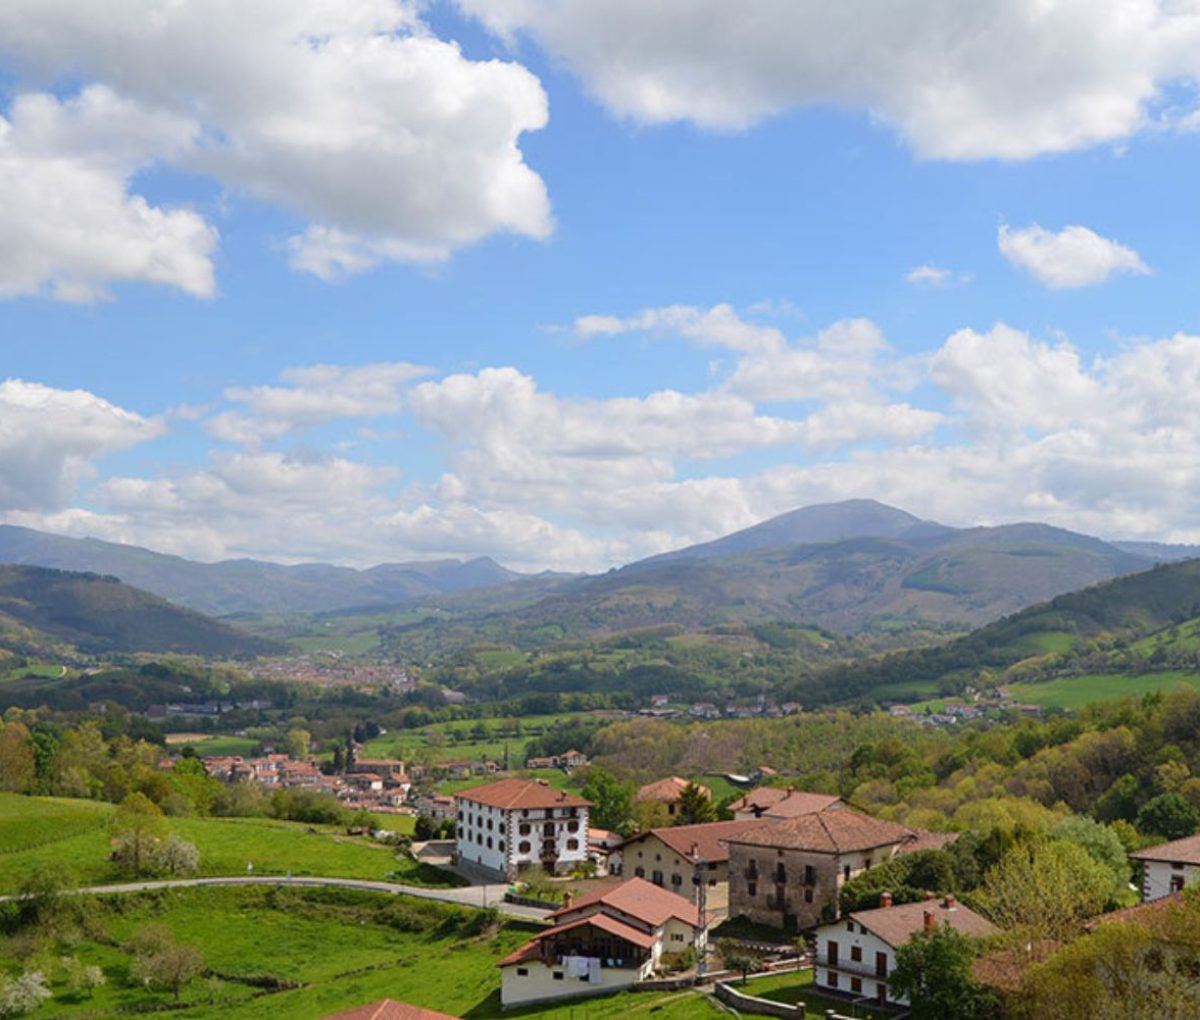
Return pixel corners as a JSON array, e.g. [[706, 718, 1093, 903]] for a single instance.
[[972, 942, 1057, 991], [849, 897, 998, 948], [636, 776, 708, 802], [895, 828, 960, 855], [728, 808, 913, 854], [729, 787, 842, 818], [1130, 834, 1200, 865], [1085, 892, 1185, 931], [455, 777, 589, 811], [497, 913, 657, 968], [621, 820, 765, 864], [550, 876, 706, 929], [322, 999, 459, 1020]]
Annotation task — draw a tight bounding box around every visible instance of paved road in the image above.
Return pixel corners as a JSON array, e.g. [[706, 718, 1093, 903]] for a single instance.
[[56, 875, 551, 921]]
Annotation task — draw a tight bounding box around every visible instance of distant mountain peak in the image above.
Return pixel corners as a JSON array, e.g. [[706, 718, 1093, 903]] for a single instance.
[[643, 498, 941, 565]]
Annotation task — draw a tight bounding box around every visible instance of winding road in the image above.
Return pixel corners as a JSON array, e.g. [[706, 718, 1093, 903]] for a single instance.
[[58, 874, 552, 921]]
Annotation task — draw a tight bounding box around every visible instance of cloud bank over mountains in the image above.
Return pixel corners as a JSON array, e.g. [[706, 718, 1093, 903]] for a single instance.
[[7, 307, 1200, 571]]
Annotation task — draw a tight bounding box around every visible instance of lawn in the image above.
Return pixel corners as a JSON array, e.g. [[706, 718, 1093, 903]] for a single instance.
[[1008, 672, 1200, 709], [175, 734, 261, 756], [735, 969, 902, 1019], [0, 795, 415, 892]]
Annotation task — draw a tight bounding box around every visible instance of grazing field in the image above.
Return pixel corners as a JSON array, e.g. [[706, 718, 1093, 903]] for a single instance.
[[0, 795, 420, 892], [1009, 672, 1200, 709], [163, 733, 261, 756]]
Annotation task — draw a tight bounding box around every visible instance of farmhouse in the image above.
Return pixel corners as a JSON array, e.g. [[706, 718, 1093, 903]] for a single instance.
[[728, 786, 843, 820], [497, 877, 711, 1007], [635, 776, 709, 819], [455, 777, 590, 879], [616, 819, 765, 915], [726, 809, 915, 931], [1130, 834, 1200, 901], [813, 893, 997, 1006]]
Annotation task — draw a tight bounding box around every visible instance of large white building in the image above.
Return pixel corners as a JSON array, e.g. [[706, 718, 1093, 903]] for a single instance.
[[455, 777, 590, 879], [497, 877, 711, 1007], [1131, 834, 1200, 901], [813, 893, 997, 1007]]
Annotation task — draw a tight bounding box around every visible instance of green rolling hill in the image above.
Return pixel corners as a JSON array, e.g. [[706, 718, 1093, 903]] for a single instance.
[[0, 565, 282, 659]]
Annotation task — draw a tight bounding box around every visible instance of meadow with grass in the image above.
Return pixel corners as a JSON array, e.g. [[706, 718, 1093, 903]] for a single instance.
[[0, 794, 433, 894], [0, 884, 738, 1019]]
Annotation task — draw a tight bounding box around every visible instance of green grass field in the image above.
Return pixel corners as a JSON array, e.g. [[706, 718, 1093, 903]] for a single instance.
[[1009, 672, 1200, 709], [0, 794, 112, 853], [0, 795, 424, 892], [171, 734, 261, 756], [0, 885, 729, 1019]]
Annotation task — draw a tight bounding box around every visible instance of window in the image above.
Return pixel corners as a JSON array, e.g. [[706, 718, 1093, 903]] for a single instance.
[[518, 841, 531, 854], [804, 865, 815, 886], [846, 922, 855, 932], [486, 837, 493, 849], [519, 823, 531, 836], [553, 972, 564, 981], [671, 873, 682, 886], [516, 968, 529, 976], [850, 946, 862, 963], [566, 838, 579, 851], [567, 820, 579, 833], [635, 866, 645, 878], [652, 870, 664, 886], [828, 972, 838, 989], [498, 841, 506, 853], [851, 977, 862, 994], [843, 864, 851, 881], [672, 933, 684, 942], [747, 881, 757, 897]]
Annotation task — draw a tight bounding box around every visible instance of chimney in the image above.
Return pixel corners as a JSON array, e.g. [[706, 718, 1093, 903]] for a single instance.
[[943, 894, 957, 909], [784, 788, 793, 799], [880, 891, 893, 909], [562, 891, 574, 909], [923, 910, 936, 933]]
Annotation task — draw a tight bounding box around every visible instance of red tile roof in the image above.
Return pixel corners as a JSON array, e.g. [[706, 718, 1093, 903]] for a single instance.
[[550, 876, 706, 929], [1130, 834, 1200, 865], [895, 828, 959, 855], [621, 820, 765, 864], [728, 808, 913, 854], [636, 776, 707, 802], [497, 913, 658, 968], [729, 787, 843, 818], [1085, 891, 1185, 931], [455, 777, 589, 811], [322, 999, 459, 1020], [849, 897, 998, 948]]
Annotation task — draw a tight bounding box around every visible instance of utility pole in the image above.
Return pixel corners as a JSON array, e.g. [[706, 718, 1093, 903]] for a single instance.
[[692, 843, 707, 981]]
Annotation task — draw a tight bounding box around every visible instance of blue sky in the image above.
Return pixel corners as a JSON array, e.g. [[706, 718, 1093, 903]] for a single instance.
[[2, 1, 1200, 570]]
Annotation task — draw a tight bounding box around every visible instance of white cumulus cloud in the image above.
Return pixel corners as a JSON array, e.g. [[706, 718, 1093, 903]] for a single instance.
[[458, 0, 1200, 160], [0, 0, 552, 295], [998, 223, 1150, 289], [0, 87, 216, 302], [0, 379, 164, 510]]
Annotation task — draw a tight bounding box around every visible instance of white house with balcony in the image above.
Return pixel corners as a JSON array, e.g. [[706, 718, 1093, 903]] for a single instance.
[[455, 777, 590, 879], [497, 877, 711, 1007], [812, 893, 997, 1007]]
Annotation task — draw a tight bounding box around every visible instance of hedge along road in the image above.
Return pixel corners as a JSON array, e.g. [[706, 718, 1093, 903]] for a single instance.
[[5, 875, 552, 921]]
